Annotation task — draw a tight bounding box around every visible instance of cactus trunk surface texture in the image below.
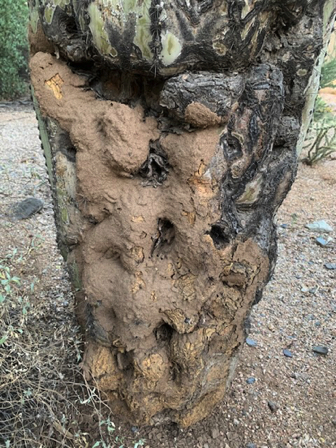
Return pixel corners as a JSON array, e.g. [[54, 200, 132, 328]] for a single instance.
[[29, 0, 335, 427]]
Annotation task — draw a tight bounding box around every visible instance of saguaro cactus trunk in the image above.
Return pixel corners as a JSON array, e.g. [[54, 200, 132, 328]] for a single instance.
[[29, 0, 335, 427]]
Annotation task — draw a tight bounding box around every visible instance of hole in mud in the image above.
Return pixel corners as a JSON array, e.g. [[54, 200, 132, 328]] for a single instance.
[[104, 248, 120, 260], [116, 351, 133, 371], [170, 362, 182, 383], [56, 129, 77, 162], [139, 140, 170, 187], [220, 131, 243, 162], [154, 322, 174, 343], [151, 218, 175, 256], [87, 215, 99, 225], [207, 224, 230, 249]]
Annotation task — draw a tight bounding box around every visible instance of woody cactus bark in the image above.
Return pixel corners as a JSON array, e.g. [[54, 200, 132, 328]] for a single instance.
[[29, 0, 335, 427]]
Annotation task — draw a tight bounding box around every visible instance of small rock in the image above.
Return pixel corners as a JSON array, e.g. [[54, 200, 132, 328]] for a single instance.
[[324, 263, 336, 270], [211, 427, 219, 439], [312, 346, 328, 356], [131, 426, 139, 433], [300, 372, 309, 381], [280, 224, 289, 229], [246, 337, 258, 347], [11, 197, 44, 220], [306, 220, 333, 233], [246, 377, 256, 384], [268, 400, 278, 413], [283, 349, 293, 358], [204, 444, 209, 448], [246, 444, 257, 448], [316, 237, 329, 247], [233, 419, 239, 426]]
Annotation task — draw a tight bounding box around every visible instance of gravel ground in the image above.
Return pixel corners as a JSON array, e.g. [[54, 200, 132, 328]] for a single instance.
[[0, 102, 335, 448]]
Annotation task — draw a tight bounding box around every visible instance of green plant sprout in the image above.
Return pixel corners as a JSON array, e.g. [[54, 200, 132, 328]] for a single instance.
[[0, 265, 20, 294]]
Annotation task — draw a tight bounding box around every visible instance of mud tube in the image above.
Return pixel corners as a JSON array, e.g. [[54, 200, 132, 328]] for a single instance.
[[28, 0, 335, 427]]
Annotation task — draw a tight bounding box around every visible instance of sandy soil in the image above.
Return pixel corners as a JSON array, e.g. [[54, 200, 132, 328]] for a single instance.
[[0, 102, 335, 448]]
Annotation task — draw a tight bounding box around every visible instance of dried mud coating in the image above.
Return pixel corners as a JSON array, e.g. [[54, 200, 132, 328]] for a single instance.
[[29, 0, 335, 427]]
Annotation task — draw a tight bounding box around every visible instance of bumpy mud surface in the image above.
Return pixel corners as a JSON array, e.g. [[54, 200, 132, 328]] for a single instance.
[[29, 0, 335, 427]]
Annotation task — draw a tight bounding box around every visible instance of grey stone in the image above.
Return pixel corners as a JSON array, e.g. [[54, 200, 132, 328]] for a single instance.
[[247, 443, 257, 448], [324, 263, 336, 270], [312, 346, 328, 356], [211, 427, 220, 439], [11, 197, 44, 220], [268, 401, 278, 413], [306, 220, 333, 233], [315, 237, 328, 247], [283, 349, 293, 358], [246, 377, 256, 384], [246, 338, 258, 347]]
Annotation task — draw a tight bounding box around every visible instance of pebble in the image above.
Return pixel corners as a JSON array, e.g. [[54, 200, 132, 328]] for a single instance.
[[246, 444, 257, 448], [246, 337, 258, 347], [283, 349, 293, 358], [211, 427, 219, 439], [268, 401, 278, 413], [315, 237, 329, 247], [312, 346, 328, 356], [306, 220, 333, 233], [246, 377, 256, 384], [324, 263, 336, 270], [11, 197, 44, 220]]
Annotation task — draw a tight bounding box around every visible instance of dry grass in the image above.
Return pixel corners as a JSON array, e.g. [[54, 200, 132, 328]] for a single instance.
[[0, 260, 146, 448]]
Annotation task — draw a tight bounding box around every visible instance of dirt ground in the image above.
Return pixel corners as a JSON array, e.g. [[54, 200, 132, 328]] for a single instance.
[[0, 102, 335, 448]]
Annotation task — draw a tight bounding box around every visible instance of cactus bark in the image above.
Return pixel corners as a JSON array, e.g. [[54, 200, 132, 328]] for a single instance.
[[29, 0, 335, 427]]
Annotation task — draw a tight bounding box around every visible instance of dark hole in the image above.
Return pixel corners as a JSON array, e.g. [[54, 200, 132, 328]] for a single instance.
[[151, 218, 175, 256], [64, 16, 79, 35], [220, 132, 243, 162], [154, 322, 174, 343], [139, 140, 169, 187], [116, 351, 133, 371], [88, 215, 99, 225], [64, 145, 76, 162], [170, 362, 182, 383], [57, 130, 77, 162], [208, 224, 230, 249]]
